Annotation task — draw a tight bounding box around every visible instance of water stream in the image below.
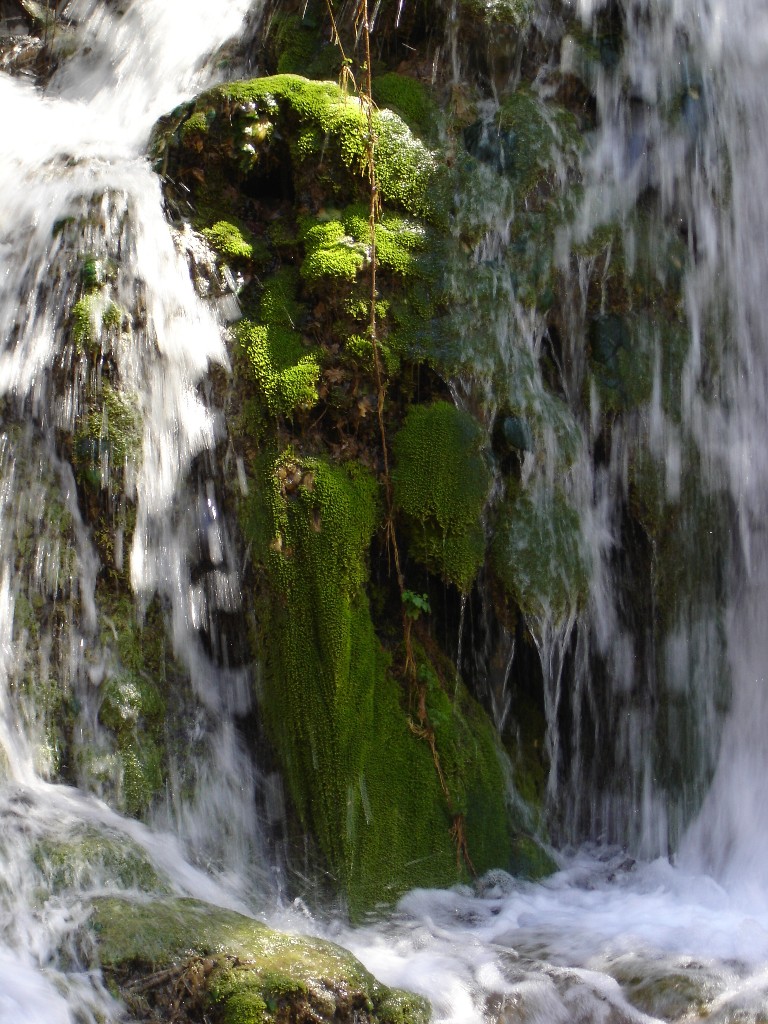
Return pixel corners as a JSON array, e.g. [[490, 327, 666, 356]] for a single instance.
[[2, 0, 768, 1021]]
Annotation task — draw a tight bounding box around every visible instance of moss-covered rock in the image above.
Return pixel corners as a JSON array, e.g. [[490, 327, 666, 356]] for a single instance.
[[33, 827, 168, 895], [490, 482, 588, 624], [241, 451, 528, 913], [87, 896, 430, 1024], [153, 75, 450, 226], [146, 58, 561, 914]]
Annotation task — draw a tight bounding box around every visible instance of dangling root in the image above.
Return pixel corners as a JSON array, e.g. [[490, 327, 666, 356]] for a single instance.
[[451, 814, 476, 876]]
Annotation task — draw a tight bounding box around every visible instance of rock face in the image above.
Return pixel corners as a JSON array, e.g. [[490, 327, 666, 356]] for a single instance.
[[142, 0, 712, 913], [5, 0, 721, 973], [151, 69, 555, 915]]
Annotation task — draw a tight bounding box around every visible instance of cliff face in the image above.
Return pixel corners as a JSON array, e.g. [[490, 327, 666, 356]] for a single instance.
[[150, 67, 556, 914], [142, 0, 704, 913], [2, 0, 719, 923]]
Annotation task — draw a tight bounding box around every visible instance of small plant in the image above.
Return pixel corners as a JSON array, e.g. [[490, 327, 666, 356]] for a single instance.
[[402, 590, 431, 620]]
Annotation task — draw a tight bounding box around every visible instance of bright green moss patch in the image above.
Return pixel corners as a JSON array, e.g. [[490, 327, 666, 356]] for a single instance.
[[181, 110, 210, 139], [101, 301, 122, 331], [88, 896, 430, 1024], [392, 401, 491, 591], [300, 219, 367, 282], [186, 75, 451, 224], [242, 452, 530, 913], [236, 320, 320, 417], [243, 454, 381, 876], [72, 295, 94, 351], [202, 220, 257, 261]]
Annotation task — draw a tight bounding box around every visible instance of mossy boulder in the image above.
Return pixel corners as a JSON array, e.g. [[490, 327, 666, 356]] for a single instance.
[[151, 69, 554, 915], [87, 896, 430, 1024], [152, 74, 450, 226]]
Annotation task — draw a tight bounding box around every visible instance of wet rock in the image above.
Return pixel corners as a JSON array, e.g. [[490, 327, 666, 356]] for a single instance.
[[86, 896, 431, 1024]]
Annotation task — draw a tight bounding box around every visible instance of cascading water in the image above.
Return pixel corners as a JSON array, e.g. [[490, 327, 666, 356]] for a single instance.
[[0, 0, 270, 1017], [5, 0, 768, 1022]]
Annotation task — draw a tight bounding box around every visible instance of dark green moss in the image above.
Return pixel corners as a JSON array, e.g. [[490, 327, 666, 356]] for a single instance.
[[392, 401, 491, 592], [371, 74, 441, 139]]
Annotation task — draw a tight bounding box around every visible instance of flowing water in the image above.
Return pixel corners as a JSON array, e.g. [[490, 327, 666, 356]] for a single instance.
[[2, 0, 768, 1021]]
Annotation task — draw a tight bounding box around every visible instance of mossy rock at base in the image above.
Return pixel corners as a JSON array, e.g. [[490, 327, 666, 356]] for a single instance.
[[87, 896, 430, 1024]]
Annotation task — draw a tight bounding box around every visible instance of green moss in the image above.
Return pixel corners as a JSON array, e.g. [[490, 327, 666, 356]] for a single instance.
[[99, 673, 165, 734], [74, 383, 142, 490], [72, 295, 94, 352], [84, 593, 174, 818], [89, 896, 431, 1023], [82, 255, 108, 290], [589, 314, 653, 412], [490, 482, 588, 623], [392, 401, 491, 592], [32, 828, 168, 894], [268, 10, 341, 80], [497, 89, 579, 197], [258, 267, 305, 327], [101, 301, 122, 331], [180, 110, 210, 139], [236, 320, 320, 417], [346, 334, 400, 376], [198, 75, 451, 224], [300, 219, 367, 282], [371, 74, 441, 139], [202, 220, 257, 261], [243, 455, 381, 874], [372, 214, 429, 277]]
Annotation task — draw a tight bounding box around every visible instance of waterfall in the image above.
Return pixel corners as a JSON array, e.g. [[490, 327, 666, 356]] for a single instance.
[[4, 0, 768, 1022], [0, 0, 267, 1017]]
